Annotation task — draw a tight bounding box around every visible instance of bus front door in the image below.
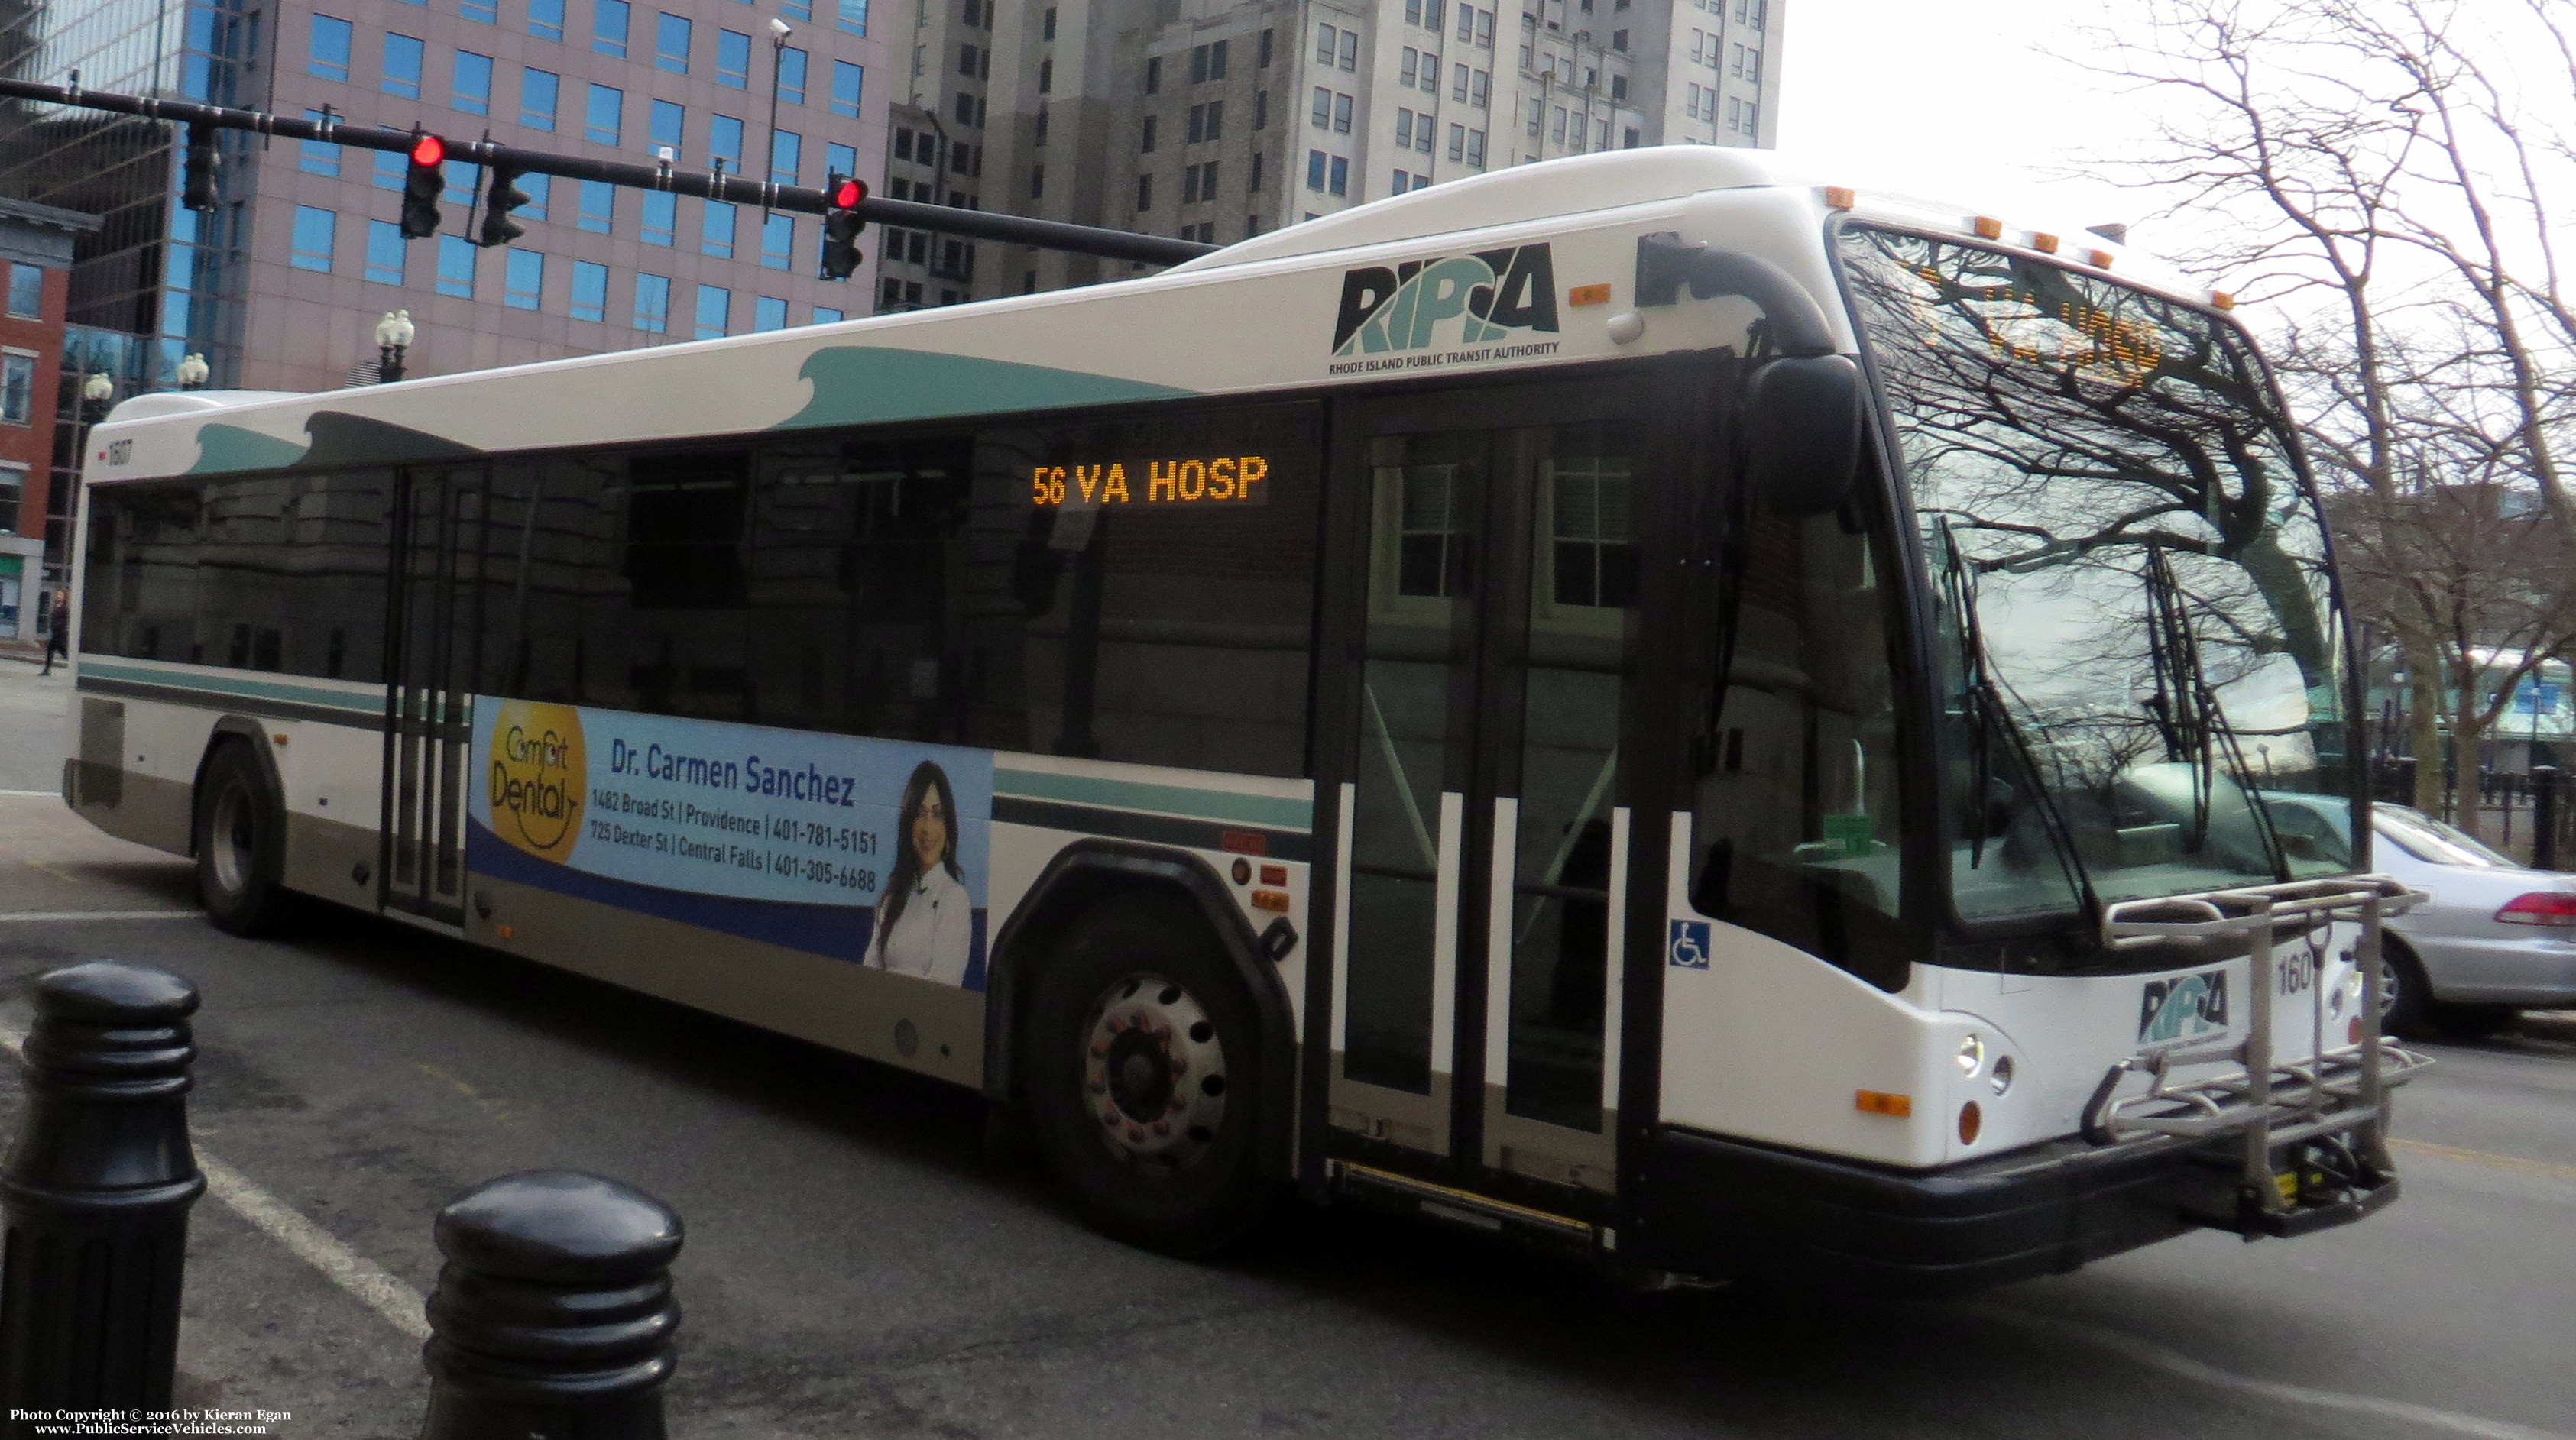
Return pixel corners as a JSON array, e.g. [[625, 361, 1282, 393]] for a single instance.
[[381, 464, 487, 926], [1320, 381, 1671, 1207]]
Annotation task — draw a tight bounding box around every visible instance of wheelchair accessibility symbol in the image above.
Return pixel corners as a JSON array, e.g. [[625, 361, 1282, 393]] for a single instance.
[[1668, 919, 1711, 969]]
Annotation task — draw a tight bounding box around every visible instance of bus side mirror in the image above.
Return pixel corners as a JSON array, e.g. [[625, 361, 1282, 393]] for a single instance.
[[1742, 354, 1865, 516]]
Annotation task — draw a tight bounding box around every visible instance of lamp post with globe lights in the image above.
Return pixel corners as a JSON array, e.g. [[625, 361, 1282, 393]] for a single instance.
[[174, 353, 210, 390], [375, 310, 415, 383]]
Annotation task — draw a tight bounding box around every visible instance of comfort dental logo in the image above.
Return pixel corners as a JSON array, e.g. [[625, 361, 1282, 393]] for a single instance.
[[487, 700, 585, 863], [1330, 244, 1561, 361]]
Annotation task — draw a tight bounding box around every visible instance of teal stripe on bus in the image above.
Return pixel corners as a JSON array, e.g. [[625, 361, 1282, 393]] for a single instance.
[[993, 769, 1311, 831], [79, 660, 382, 716]]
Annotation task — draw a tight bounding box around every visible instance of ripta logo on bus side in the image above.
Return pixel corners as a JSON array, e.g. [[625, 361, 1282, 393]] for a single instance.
[[488, 700, 586, 864], [1332, 244, 1560, 356], [2139, 968, 2231, 1044]]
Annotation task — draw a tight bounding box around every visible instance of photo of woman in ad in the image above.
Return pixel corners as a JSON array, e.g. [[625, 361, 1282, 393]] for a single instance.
[[865, 760, 977, 986]]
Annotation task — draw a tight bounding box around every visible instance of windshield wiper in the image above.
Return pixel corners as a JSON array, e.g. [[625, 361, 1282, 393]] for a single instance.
[[1937, 519, 2093, 907], [2139, 545, 2289, 876]]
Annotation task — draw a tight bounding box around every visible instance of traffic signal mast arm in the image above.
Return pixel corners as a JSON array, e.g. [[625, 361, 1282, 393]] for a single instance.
[[0, 75, 1213, 267]]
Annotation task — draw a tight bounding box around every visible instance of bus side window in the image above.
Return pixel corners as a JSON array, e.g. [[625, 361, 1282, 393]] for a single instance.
[[1691, 499, 1911, 990], [83, 481, 203, 665]]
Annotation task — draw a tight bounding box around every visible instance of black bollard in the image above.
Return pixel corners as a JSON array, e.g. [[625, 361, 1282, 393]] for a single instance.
[[2535, 766, 2561, 872], [0, 963, 206, 1429], [418, 1170, 684, 1440]]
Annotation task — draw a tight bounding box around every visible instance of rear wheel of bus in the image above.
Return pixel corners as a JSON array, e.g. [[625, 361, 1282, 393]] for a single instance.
[[1026, 896, 1276, 1257], [196, 739, 292, 936]]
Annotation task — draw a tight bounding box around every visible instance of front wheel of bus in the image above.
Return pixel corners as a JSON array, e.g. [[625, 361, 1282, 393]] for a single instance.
[[1026, 899, 1276, 1257], [196, 740, 291, 937]]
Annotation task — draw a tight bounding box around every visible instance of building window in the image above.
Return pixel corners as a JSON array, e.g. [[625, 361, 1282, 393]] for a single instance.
[[754, 295, 787, 332], [307, 15, 352, 81], [778, 47, 807, 104], [831, 60, 864, 117], [381, 34, 423, 98], [1144, 56, 1160, 94], [5, 264, 38, 319], [837, 0, 867, 37], [1044, 5, 1058, 39], [442, 161, 481, 206], [1391, 170, 1413, 195], [595, 0, 630, 57], [640, 191, 676, 245], [1211, 37, 1229, 77], [709, 114, 744, 171], [1136, 173, 1152, 211], [462, 0, 496, 21], [585, 83, 623, 145], [1, 355, 33, 425], [1249, 151, 1263, 189], [694, 284, 730, 338], [650, 99, 685, 157], [702, 199, 736, 257], [1315, 22, 1335, 63], [504, 248, 543, 309], [520, 173, 551, 221], [1259, 25, 1273, 65], [1472, 68, 1489, 105], [529, 0, 564, 41], [1253, 89, 1268, 128], [1330, 155, 1349, 195], [299, 110, 340, 175], [452, 50, 493, 115], [1395, 108, 1413, 148], [290, 205, 335, 272], [436, 235, 475, 296], [1335, 93, 1353, 132], [374, 150, 406, 189], [1307, 148, 1325, 189], [1448, 122, 1464, 160], [1467, 128, 1486, 164], [1622, 125, 1638, 148], [715, 28, 750, 88], [814, 306, 844, 324], [825, 141, 858, 179], [1141, 114, 1158, 152], [1342, 28, 1359, 67], [1611, 28, 1626, 50], [570, 260, 609, 321], [633, 273, 671, 332], [521, 67, 559, 130], [1029, 164, 1044, 199], [655, 11, 690, 72], [770, 130, 801, 184], [761, 214, 792, 270], [782, 0, 811, 19]]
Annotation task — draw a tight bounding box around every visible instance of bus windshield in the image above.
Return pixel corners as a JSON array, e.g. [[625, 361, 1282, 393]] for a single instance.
[[1836, 225, 2354, 922]]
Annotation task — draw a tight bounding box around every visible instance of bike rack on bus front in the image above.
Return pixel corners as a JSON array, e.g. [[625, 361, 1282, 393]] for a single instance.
[[2083, 875, 2435, 1236]]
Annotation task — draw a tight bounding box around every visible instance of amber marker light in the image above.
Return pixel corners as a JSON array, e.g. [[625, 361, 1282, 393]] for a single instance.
[[2211, 291, 2237, 311], [1855, 1089, 1912, 1117], [2031, 232, 2060, 254], [2086, 248, 2116, 269], [1251, 889, 1291, 912], [1972, 216, 2004, 239], [1959, 1102, 1984, 1145], [1567, 283, 1612, 306], [1823, 185, 1856, 209]]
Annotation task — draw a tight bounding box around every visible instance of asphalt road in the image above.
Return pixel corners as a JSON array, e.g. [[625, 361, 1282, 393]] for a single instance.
[[2, 652, 2571, 1440]]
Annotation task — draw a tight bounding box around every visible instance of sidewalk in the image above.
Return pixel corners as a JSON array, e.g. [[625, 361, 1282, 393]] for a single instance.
[[0, 651, 73, 794]]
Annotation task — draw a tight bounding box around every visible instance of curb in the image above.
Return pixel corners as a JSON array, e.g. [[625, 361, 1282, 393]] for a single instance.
[[2516, 1010, 2576, 1043]]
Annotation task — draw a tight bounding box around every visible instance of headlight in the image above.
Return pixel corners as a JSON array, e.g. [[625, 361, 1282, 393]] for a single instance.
[[1955, 1034, 1986, 1077]]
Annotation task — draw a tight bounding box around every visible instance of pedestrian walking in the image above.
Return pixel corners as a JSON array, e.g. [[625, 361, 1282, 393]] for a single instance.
[[38, 589, 68, 675]]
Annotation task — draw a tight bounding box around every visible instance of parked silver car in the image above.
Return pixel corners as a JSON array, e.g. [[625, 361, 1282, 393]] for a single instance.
[[2265, 794, 2576, 1038]]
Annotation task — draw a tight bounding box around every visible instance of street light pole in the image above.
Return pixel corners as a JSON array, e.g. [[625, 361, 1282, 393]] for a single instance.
[[763, 18, 793, 217], [374, 310, 415, 383]]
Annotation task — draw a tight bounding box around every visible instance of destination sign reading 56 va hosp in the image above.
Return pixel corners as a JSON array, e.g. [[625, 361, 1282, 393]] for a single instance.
[[1029, 453, 1272, 510]]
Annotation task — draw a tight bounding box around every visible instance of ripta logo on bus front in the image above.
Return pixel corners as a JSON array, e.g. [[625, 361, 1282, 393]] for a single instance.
[[2139, 968, 2231, 1044], [487, 700, 586, 863], [1331, 244, 1560, 357]]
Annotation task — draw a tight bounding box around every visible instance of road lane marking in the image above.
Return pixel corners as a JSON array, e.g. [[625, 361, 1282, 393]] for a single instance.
[[0, 1019, 432, 1343], [0, 789, 63, 798], [0, 910, 201, 922], [1977, 1307, 2574, 1440], [2390, 1135, 2576, 1184]]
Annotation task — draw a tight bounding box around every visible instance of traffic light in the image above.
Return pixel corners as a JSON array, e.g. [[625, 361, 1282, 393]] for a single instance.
[[400, 132, 446, 239], [478, 164, 531, 248], [819, 175, 867, 280], [180, 121, 220, 212]]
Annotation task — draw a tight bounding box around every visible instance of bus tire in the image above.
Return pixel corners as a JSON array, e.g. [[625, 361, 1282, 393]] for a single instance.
[[196, 739, 292, 937], [1026, 897, 1277, 1257]]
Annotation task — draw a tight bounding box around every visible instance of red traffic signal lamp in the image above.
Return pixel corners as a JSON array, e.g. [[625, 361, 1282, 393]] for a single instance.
[[820, 175, 867, 280], [400, 131, 446, 239]]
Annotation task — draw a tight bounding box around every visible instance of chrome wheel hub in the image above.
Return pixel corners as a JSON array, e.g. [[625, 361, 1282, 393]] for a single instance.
[[1082, 973, 1228, 1170], [210, 781, 254, 896]]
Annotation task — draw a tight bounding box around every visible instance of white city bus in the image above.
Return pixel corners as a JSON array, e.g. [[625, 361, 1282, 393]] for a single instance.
[[63, 148, 2427, 1290]]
